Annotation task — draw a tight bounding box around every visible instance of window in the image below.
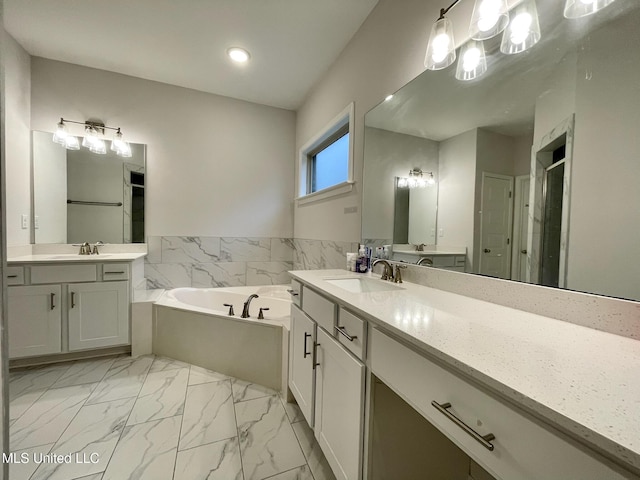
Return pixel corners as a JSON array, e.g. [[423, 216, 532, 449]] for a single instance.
[[298, 103, 354, 204], [308, 126, 349, 193]]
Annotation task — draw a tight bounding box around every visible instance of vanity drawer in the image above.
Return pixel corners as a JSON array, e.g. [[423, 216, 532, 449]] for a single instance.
[[336, 307, 365, 360], [370, 328, 626, 480], [301, 287, 336, 333], [102, 263, 130, 281], [289, 279, 302, 307], [31, 264, 97, 284], [6, 266, 25, 286], [432, 255, 455, 267]]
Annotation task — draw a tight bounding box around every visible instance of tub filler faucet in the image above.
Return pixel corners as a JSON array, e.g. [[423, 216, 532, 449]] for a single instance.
[[241, 294, 259, 318]]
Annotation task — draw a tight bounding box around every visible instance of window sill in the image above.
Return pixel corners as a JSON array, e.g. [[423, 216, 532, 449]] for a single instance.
[[296, 181, 355, 206]]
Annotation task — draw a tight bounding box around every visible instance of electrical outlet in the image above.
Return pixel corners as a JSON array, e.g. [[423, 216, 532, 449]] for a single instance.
[[438, 228, 444, 237], [34, 216, 40, 229], [21, 214, 28, 229]]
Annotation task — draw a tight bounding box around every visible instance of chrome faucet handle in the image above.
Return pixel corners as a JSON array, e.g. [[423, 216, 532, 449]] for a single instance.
[[223, 303, 235, 316], [258, 307, 270, 320], [394, 264, 407, 283], [91, 242, 103, 255]]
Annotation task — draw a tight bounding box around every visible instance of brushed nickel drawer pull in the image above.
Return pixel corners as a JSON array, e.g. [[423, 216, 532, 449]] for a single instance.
[[432, 401, 496, 451], [313, 342, 321, 369], [50, 293, 56, 310], [104, 271, 125, 275], [335, 325, 357, 342], [287, 289, 300, 297], [71, 292, 76, 308]]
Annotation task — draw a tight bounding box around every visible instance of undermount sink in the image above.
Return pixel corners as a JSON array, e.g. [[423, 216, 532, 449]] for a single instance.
[[325, 276, 403, 293]]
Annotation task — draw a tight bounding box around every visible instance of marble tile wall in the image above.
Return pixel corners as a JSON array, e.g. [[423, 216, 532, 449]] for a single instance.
[[292, 239, 360, 271], [145, 237, 295, 289]]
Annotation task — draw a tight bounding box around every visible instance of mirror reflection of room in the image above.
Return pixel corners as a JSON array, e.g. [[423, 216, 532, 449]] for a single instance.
[[362, 0, 640, 302]]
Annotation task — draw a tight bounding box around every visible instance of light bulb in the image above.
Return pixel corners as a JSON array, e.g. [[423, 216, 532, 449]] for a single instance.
[[111, 130, 132, 158], [427, 173, 436, 186], [564, 0, 616, 18], [456, 40, 488, 81], [425, 17, 456, 70], [65, 135, 80, 150], [500, 0, 541, 55], [52, 120, 68, 145], [470, 0, 509, 40]]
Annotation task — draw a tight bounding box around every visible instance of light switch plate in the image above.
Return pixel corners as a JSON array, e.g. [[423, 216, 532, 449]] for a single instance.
[[34, 216, 40, 229], [21, 214, 28, 229]]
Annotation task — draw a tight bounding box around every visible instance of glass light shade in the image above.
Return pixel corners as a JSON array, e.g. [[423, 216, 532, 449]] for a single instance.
[[111, 131, 132, 158], [398, 177, 409, 188], [89, 139, 107, 155], [82, 126, 98, 149], [469, 0, 509, 40], [564, 0, 616, 18], [455, 40, 488, 81], [65, 135, 80, 150], [426, 173, 436, 186], [425, 17, 456, 70], [52, 121, 68, 145], [500, 0, 541, 55]]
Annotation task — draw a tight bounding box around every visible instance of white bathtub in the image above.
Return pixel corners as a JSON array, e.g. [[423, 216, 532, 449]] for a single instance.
[[153, 285, 292, 392]]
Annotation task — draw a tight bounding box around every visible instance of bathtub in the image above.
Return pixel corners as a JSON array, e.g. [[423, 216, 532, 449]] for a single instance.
[[153, 285, 292, 392]]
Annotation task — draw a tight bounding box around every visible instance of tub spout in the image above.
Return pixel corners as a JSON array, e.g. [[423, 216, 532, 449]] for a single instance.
[[241, 294, 259, 318]]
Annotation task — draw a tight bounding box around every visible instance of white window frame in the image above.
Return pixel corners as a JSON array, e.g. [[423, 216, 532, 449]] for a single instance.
[[297, 102, 355, 205]]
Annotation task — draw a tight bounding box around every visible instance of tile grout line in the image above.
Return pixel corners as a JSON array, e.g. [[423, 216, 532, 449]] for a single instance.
[[287, 414, 317, 480], [231, 379, 248, 480], [170, 364, 192, 479]]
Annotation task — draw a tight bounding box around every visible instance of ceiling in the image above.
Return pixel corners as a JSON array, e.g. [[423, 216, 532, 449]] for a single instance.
[[4, 0, 379, 110]]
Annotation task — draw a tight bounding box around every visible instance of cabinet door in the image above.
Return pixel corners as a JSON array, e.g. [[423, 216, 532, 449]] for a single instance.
[[68, 281, 129, 351], [289, 305, 316, 427], [315, 328, 365, 480], [8, 285, 62, 358]]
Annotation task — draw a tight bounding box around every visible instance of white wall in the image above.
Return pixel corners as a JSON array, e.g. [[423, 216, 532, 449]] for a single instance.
[[2, 29, 30, 246], [567, 11, 640, 300], [513, 133, 533, 177], [32, 130, 66, 243], [362, 127, 438, 242], [437, 129, 477, 268], [30, 58, 296, 239]]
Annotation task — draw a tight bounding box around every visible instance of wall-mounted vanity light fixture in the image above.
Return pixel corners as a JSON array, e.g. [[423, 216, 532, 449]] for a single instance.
[[397, 169, 436, 188], [52, 118, 132, 157], [425, 0, 617, 80]]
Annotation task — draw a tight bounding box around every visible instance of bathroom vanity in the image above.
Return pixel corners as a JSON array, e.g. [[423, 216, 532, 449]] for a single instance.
[[288, 269, 640, 480], [6, 251, 145, 361]]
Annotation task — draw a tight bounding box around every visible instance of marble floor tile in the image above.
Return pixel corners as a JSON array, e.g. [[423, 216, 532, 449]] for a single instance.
[[149, 356, 191, 373], [265, 465, 314, 480], [9, 364, 71, 421], [231, 378, 277, 403], [127, 367, 189, 425], [74, 474, 104, 480], [281, 400, 305, 424], [102, 416, 181, 480], [174, 437, 243, 480], [179, 380, 236, 451], [291, 420, 337, 480], [10, 382, 97, 450], [188, 365, 232, 386], [85, 355, 153, 405], [30, 397, 135, 480], [9, 443, 54, 480], [53, 357, 117, 388], [236, 395, 306, 480]]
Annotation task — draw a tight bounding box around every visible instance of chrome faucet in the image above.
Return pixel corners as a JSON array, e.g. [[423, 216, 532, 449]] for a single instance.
[[394, 264, 407, 283], [92, 241, 104, 255], [241, 294, 259, 318], [78, 242, 91, 255], [372, 259, 394, 281]]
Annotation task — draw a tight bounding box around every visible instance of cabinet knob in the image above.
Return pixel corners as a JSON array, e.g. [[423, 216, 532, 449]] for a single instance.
[[484, 249, 491, 253]]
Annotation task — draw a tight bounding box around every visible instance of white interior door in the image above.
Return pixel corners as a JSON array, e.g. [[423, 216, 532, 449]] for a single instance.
[[479, 173, 514, 279], [511, 175, 531, 282]]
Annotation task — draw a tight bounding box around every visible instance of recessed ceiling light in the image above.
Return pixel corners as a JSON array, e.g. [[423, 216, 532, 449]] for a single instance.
[[227, 47, 250, 63], [385, 94, 394, 101]]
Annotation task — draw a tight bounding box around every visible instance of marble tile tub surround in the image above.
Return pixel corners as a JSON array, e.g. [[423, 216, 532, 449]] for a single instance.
[[9, 355, 336, 480], [292, 238, 360, 271], [145, 236, 295, 289]]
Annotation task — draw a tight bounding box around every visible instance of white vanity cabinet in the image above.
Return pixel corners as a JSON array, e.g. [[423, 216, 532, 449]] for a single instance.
[[7, 261, 133, 360], [8, 285, 62, 358], [289, 286, 366, 480], [68, 281, 129, 350]]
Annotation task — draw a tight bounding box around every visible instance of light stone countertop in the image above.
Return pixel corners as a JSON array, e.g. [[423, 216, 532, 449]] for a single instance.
[[289, 269, 640, 473], [8, 252, 147, 263]]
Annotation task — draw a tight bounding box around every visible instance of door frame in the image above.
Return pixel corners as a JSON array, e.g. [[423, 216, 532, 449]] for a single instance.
[[478, 172, 514, 279], [511, 175, 530, 281]]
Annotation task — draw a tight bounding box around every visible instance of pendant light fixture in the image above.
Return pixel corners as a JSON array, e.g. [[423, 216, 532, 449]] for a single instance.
[[455, 40, 488, 81], [469, 0, 509, 40], [500, 0, 541, 55], [564, 0, 616, 18], [52, 118, 133, 157], [425, 5, 458, 70]]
